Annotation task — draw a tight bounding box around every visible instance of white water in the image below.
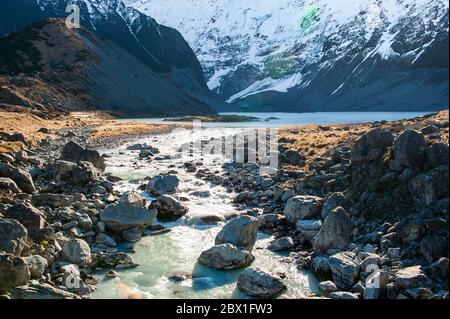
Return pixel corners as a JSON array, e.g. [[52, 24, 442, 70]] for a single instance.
[[92, 112, 427, 299], [93, 127, 318, 299]]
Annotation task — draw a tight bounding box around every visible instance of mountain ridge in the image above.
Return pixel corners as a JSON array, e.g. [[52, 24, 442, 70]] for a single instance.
[[0, 0, 227, 115], [125, 0, 449, 112]]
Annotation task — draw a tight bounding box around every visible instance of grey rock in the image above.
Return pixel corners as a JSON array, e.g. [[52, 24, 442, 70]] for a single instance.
[[89, 252, 138, 269], [409, 165, 449, 205], [11, 281, 80, 299], [426, 143, 449, 168], [313, 207, 353, 254], [268, 237, 294, 252], [187, 214, 226, 226], [0, 219, 28, 256], [54, 160, 97, 186], [122, 227, 143, 242], [351, 128, 394, 162], [329, 291, 359, 299], [394, 266, 432, 289], [32, 193, 73, 208], [95, 233, 117, 247], [146, 175, 179, 195], [237, 267, 286, 298], [215, 215, 259, 251], [5, 203, 45, 239], [284, 195, 323, 223], [420, 125, 441, 135], [296, 219, 322, 242], [0, 163, 35, 193], [100, 192, 157, 233], [61, 239, 91, 266], [0, 177, 20, 193], [318, 281, 338, 297], [198, 244, 254, 270], [320, 192, 346, 219], [23, 255, 48, 279], [329, 252, 360, 290], [60, 141, 105, 171], [394, 130, 428, 169], [151, 195, 188, 222], [0, 254, 30, 291]]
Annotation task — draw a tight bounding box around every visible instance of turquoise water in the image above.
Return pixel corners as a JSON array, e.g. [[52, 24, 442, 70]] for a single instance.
[[93, 128, 318, 299], [119, 111, 430, 128]]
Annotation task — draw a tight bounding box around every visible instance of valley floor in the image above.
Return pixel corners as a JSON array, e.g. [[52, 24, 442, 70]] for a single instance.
[[0, 109, 448, 299]]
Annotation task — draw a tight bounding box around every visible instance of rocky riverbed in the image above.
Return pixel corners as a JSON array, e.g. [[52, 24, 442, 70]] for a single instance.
[[0, 111, 448, 299]]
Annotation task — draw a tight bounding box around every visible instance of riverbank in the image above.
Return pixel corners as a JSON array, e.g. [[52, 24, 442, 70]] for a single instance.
[[0, 110, 448, 299]]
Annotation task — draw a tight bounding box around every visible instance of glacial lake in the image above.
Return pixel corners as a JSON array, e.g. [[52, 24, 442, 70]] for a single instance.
[[120, 112, 432, 128]]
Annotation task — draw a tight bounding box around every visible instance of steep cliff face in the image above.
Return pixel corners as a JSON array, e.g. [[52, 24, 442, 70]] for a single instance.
[[0, 0, 226, 115], [125, 0, 449, 112]]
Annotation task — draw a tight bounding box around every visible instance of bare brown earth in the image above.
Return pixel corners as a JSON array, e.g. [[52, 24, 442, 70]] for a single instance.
[[278, 110, 449, 171], [0, 109, 181, 151]]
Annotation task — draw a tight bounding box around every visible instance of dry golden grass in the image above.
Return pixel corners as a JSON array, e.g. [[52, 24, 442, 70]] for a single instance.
[[88, 121, 179, 141], [0, 141, 26, 154], [0, 110, 184, 149], [279, 110, 449, 170]]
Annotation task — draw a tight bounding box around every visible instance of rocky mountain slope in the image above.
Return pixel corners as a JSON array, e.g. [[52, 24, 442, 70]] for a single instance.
[[0, 0, 226, 115], [125, 0, 449, 112]]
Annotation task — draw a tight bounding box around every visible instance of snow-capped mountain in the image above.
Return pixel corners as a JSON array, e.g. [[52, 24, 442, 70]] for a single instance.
[[124, 0, 449, 111], [0, 0, 226, 115]]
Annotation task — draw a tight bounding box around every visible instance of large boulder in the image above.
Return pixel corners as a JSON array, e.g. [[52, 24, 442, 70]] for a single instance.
[[0, 254, 30, 291], [5, 203, 46, 239], [0, 219, 28, 256], [237, 267, 286, 298], [60, 141, 105, 171], [328, 252, 360, 290], [408, 165, 449, 205], [61, 239, 91, 266], [54, 160, 98, 186], [146, 175, 180, 195], [11, 281, 80, 299], [394, 130, 428, 169], [150, 195, 188, 222], [198, 244, 254, 270], [320, 192, 346, 219], [351, 128, 394, 162], [23, 255, 48, 279], [72, 162, 98, 186], [394, 266, 432, 289], [0, 163, 35, 193], [100, 192, 157, 233], [0, 177, 20, 193], [313, 207, 353, 254], [215, 215, 259, 251], [426, 143, 449, 169], [284, 195, 323, 223]]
